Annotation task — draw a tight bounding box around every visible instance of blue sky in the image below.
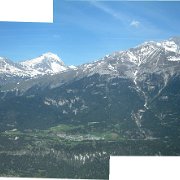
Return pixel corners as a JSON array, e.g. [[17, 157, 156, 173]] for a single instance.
[[0, 0, 180, 65]]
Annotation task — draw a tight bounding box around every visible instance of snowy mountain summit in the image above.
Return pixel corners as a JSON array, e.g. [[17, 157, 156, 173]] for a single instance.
[[20, 52, 68, 76]]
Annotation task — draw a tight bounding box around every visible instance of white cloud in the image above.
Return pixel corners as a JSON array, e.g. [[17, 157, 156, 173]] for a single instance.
[[130, 20, 140, 28], [90, 1, 128, 23]]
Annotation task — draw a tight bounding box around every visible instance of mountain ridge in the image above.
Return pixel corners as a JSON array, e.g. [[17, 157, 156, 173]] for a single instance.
[[1, 37, 180, 81], [1, 37, 180, 93]]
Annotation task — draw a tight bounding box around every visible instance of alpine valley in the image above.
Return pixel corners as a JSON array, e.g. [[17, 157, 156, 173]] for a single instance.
[[0, 37, 180, 179]]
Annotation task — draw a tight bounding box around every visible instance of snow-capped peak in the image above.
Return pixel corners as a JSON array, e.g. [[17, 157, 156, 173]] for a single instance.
[[41, 52, 64, 64], [135, 38, 180, 53], [160, 40, 179, 53], [21, 52, 65, 67], [20, 52, 68, 75]]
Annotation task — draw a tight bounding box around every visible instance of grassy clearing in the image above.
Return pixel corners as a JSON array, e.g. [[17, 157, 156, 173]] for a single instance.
[[1, 123, 125, 143]]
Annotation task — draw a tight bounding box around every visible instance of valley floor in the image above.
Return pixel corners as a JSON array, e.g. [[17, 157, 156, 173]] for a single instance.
[[0, 124, 180, 179]]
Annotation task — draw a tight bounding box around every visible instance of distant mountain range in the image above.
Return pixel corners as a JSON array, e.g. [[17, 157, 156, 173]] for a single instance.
[[0, 37, 180, 83]]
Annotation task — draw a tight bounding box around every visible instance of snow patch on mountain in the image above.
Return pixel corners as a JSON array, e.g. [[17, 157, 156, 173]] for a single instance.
[[167, 56, 180, 61], [161, 40, 179, 53], [0, 57, 25, 76], [69, 65, 78, 70]]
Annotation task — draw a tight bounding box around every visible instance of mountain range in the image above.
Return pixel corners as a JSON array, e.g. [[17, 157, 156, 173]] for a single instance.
[[0, 37, 180, 178], [0, 37, 180, 136]]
